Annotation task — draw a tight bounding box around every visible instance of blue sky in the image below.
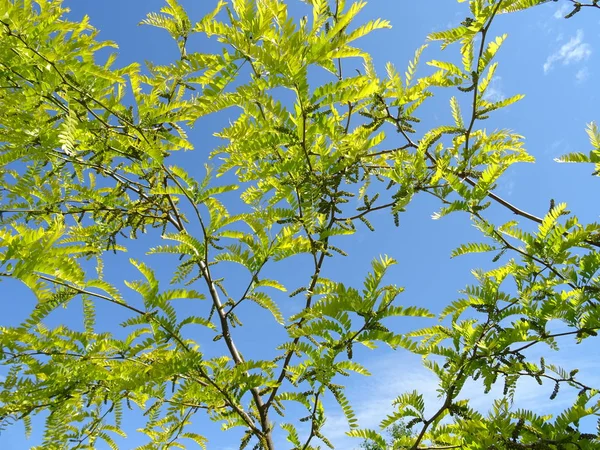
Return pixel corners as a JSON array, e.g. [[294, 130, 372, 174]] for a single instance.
[[2, 1, 600, 449]]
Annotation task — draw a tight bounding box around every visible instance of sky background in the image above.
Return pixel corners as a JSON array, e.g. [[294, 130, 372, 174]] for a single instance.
[[1, 0, 600, 448]]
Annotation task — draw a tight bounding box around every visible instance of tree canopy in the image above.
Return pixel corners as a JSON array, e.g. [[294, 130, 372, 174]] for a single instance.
[[0, 0, 599, 449]]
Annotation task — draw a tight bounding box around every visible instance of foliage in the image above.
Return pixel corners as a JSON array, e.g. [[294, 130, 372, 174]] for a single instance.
[[359, 421, 413, 450], [0, 0, 599, 449]]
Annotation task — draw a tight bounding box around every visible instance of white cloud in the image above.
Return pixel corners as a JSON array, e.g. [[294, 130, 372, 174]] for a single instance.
[[483, 76, 505, 103], [498, 172, 515, 197], [322, 334, 600, 448], [553, 3, 570, 19], [547, 139, 568, 157], [576, 66, 590, 83], [543, 29, 592, 73], [322, 353, 442, 447]]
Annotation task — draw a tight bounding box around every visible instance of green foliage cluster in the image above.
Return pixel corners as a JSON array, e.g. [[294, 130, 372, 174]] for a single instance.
[[0, 0, 599, 448], [359, 422, 413, 450]]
